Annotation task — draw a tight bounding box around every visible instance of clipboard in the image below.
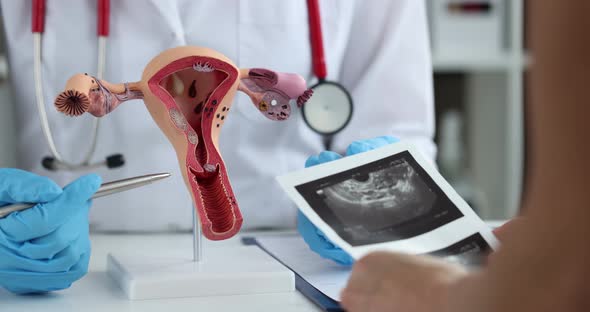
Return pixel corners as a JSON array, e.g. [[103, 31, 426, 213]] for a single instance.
[[242, 237, 344, 312]]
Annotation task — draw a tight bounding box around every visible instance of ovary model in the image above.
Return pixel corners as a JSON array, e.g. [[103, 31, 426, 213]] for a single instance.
[[54, 46, 313, 240]]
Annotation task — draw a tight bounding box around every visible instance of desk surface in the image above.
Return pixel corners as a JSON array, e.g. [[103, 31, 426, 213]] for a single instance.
[[0, 231, 320, 312]]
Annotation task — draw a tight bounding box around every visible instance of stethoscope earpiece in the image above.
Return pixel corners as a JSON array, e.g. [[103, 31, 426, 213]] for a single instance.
[[41, 154, 124, 171], [41, 156, 58, 171], [106, 154, 125, 169]]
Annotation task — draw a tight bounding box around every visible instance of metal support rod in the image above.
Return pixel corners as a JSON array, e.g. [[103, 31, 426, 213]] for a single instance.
[[192, 207, 203, 262]]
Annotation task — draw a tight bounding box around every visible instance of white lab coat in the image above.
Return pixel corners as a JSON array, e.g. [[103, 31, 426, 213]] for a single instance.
[[0, 0, 435, 232]]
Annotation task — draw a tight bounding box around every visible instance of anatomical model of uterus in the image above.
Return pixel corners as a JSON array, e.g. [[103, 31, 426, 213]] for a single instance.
[[54, 46, 313, 240]]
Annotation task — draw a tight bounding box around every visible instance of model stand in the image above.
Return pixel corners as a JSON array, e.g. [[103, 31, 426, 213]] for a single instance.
[[106, 211, 294, 300]]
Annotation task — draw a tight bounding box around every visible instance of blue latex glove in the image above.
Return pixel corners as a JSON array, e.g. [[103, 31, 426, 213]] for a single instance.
[[297, 136, 400, 265], [0, 168, 101, 294]]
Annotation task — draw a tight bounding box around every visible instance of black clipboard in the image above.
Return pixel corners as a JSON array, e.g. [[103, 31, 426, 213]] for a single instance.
[[242, 237, 344, 312]]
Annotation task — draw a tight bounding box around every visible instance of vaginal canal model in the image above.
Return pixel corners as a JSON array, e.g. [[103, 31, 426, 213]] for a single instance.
[[54, 46, 313, 240]]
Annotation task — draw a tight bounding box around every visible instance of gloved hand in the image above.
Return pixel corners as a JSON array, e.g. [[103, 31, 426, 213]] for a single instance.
[[0, 168, 101, 294], [297, 136, 400, 265]]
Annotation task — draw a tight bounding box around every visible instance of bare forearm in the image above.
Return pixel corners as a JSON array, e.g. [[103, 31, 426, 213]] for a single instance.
[[448, 1, 590, 310]]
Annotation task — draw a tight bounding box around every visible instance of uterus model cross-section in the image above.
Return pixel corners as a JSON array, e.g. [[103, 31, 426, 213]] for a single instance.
[[54, 46, 313, 240]]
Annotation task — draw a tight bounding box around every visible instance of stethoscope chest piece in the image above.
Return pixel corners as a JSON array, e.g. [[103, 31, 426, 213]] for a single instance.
[[302, 80, 353, 136], [303, 0, 354, 150]]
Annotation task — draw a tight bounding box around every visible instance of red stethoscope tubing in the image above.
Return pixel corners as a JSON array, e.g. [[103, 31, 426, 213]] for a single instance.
[[31, 0, 110, 36], [306, 0, 327, 80], [31, 0, 45, 33], [97, 0, 110, 36], [34, 0, 318, 66]]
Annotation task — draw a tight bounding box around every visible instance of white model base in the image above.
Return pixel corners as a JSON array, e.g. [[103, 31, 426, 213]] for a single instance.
[[107, 246, 295, 300]]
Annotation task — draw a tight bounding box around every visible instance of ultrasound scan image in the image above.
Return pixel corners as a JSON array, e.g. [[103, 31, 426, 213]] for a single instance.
[[296, 151, 464, 246], [320, 159, 435, 232], [428, 233, 492, 267]]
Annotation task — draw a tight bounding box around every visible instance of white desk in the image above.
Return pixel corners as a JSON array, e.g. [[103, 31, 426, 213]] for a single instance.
[[0, 231, 321, 312]]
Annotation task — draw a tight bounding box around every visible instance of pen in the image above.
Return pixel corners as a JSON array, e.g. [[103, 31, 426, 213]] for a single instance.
[[0, 172, 171, 218]]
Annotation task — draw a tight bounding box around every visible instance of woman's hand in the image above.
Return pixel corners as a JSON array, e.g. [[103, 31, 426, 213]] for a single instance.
[[341, 251, 468, 312]]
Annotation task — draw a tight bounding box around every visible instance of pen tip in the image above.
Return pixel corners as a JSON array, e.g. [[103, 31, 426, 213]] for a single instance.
[[160, 173, 172, 178], [149, 172, 171, 181]]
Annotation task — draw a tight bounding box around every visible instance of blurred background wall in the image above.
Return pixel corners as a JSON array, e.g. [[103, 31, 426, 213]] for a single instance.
[[0, 0, 527, 220], [428, 0, 527, 220]]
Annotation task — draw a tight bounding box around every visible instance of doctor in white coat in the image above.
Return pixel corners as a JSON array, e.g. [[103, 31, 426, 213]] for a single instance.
[[0, 0, 435, 293]]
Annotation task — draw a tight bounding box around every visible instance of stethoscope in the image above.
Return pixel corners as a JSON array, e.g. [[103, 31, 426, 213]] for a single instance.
[[31, 0, 352, 172], [303, 0, 354, 151], [32, 0, 124, 171]]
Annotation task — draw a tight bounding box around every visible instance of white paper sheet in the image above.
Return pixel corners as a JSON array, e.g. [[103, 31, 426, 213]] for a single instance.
[[277, 142, 499, 263]]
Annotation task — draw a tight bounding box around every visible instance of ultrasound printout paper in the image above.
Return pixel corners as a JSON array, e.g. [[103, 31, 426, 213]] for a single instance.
[[277, 142, 499, 261]]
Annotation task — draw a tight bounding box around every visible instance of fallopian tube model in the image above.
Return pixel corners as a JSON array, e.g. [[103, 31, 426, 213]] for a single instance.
[[54, 46, 313, 240]]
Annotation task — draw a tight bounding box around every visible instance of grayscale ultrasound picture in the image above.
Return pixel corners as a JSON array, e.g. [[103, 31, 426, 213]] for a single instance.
[[428, 233, 491, 267], [295, 151, 463, 246]]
